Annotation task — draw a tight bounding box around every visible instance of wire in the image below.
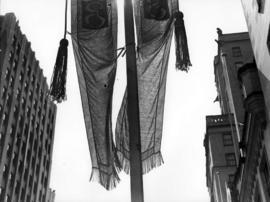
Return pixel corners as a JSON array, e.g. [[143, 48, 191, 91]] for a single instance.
[[64, 0, 68, 39]]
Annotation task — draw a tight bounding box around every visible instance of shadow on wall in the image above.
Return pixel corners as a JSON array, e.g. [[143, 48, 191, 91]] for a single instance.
[[258, 70, 270, 123]]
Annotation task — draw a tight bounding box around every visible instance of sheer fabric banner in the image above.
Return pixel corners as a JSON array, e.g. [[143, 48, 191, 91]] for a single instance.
[[71, 0, 120, 190], [115, 0, 179, 174]]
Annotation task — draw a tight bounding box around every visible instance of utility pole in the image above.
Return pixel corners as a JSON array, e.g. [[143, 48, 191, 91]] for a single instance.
[[124, 0, 144, 202]]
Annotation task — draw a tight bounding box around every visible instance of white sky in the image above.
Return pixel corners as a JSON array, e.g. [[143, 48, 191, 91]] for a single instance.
[[1, 0, 248, 202]]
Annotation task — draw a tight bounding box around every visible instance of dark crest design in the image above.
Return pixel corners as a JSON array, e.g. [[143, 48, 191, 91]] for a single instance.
[[82, 0, 108, 29], [144, 0, 170, 20]]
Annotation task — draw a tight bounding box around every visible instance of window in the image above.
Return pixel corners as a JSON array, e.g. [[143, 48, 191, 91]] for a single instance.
[[24, 82, 29, 91], [232, 47, 242, 57], [10, 76, 14, 87], [27, 66, 31, 77], [8, 52, 13, 63], [12, 60, 17, 71], [228, 174, 234, 183], [34, 182, 38, 194], [7, 144, 11, 153], [36, 84, 40, 94], [15, 181, 20, 194], [44, 176, 48, 186], [39, 190, 42, 201], [31, 75, 35, 85], [22, 97, 25, 107], [3, 113, 7, 125], [6, 94, 11, 108], [5, 69, 10, 79], [22, 141, 26, 154], [18, 160, 23, 173], [12, 36, 17, 48], [21, 188, 25, 200], [16, 88, 21, 99], [27, 106, 31, 117], [9, 173, 13, 180], [257, 0, 265, 13], [2, 86, 7, 98], [16, 44, 21, 55], [19, 71, 24, 83], [29, 90, 33, 100], [0, 104, 2, 116], [26, 194, 30, 202], [225, 153, 236, 166], [22, 55, 27, 67], [14, 106, 19, 117], [3, 164, 7, 173], [223, 132, 233, 146], [260, 149, 270, 196]]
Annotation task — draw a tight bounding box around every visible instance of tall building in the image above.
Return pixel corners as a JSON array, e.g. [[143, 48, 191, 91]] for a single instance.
[[0, 13, 56, 202], [204, 114, 237, 202], [239, 2, 270, 201], [234, 61, 266, 202], [205, 30, 266, 202], [214, 30, 254, 158]]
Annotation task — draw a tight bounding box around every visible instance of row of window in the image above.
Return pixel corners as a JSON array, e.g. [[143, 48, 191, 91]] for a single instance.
[[232, 47, 242, 57], [0, 97, 49, 144], [0, 21, 51, 202], [0, 116, 52, 177], [0, 153, 49, 202], [225, 153, 236, 166], [223, 132, 233, 146]]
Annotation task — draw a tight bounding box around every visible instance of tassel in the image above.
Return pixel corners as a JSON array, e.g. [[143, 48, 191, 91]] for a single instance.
[[49, 0, 69, 103], [49, 38, 68, 102], [174, 11, 192, 72]]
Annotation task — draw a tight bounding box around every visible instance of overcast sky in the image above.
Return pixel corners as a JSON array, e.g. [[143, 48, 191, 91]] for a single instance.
[[1, 0, 248, 202]]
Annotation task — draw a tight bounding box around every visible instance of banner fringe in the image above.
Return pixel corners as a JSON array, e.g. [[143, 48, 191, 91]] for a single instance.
[[142, 152, 164, 174], [90, 165, 121, 190], [117, 151, 164, 175], [117, 151, 130, 174]]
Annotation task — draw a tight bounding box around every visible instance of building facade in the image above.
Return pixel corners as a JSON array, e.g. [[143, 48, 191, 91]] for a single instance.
[[240, 1, 270, 202], [0, 13, 56, 202], [204, 114, 237, 202], [205, 30, 267, 202], [214, 30, 254, 156], [233, 61, 266, 202]]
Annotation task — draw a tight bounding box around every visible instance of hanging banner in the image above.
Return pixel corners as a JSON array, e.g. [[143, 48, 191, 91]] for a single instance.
[[71, 0, 120, 190], [174, 9, 192, 71], [115, 0, 181, 174]]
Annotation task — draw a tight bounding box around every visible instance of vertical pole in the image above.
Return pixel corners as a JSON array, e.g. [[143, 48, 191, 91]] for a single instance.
[[0, 0, 2, 14], [217, 172, 224, 202], [124, 0, 144, 202]]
